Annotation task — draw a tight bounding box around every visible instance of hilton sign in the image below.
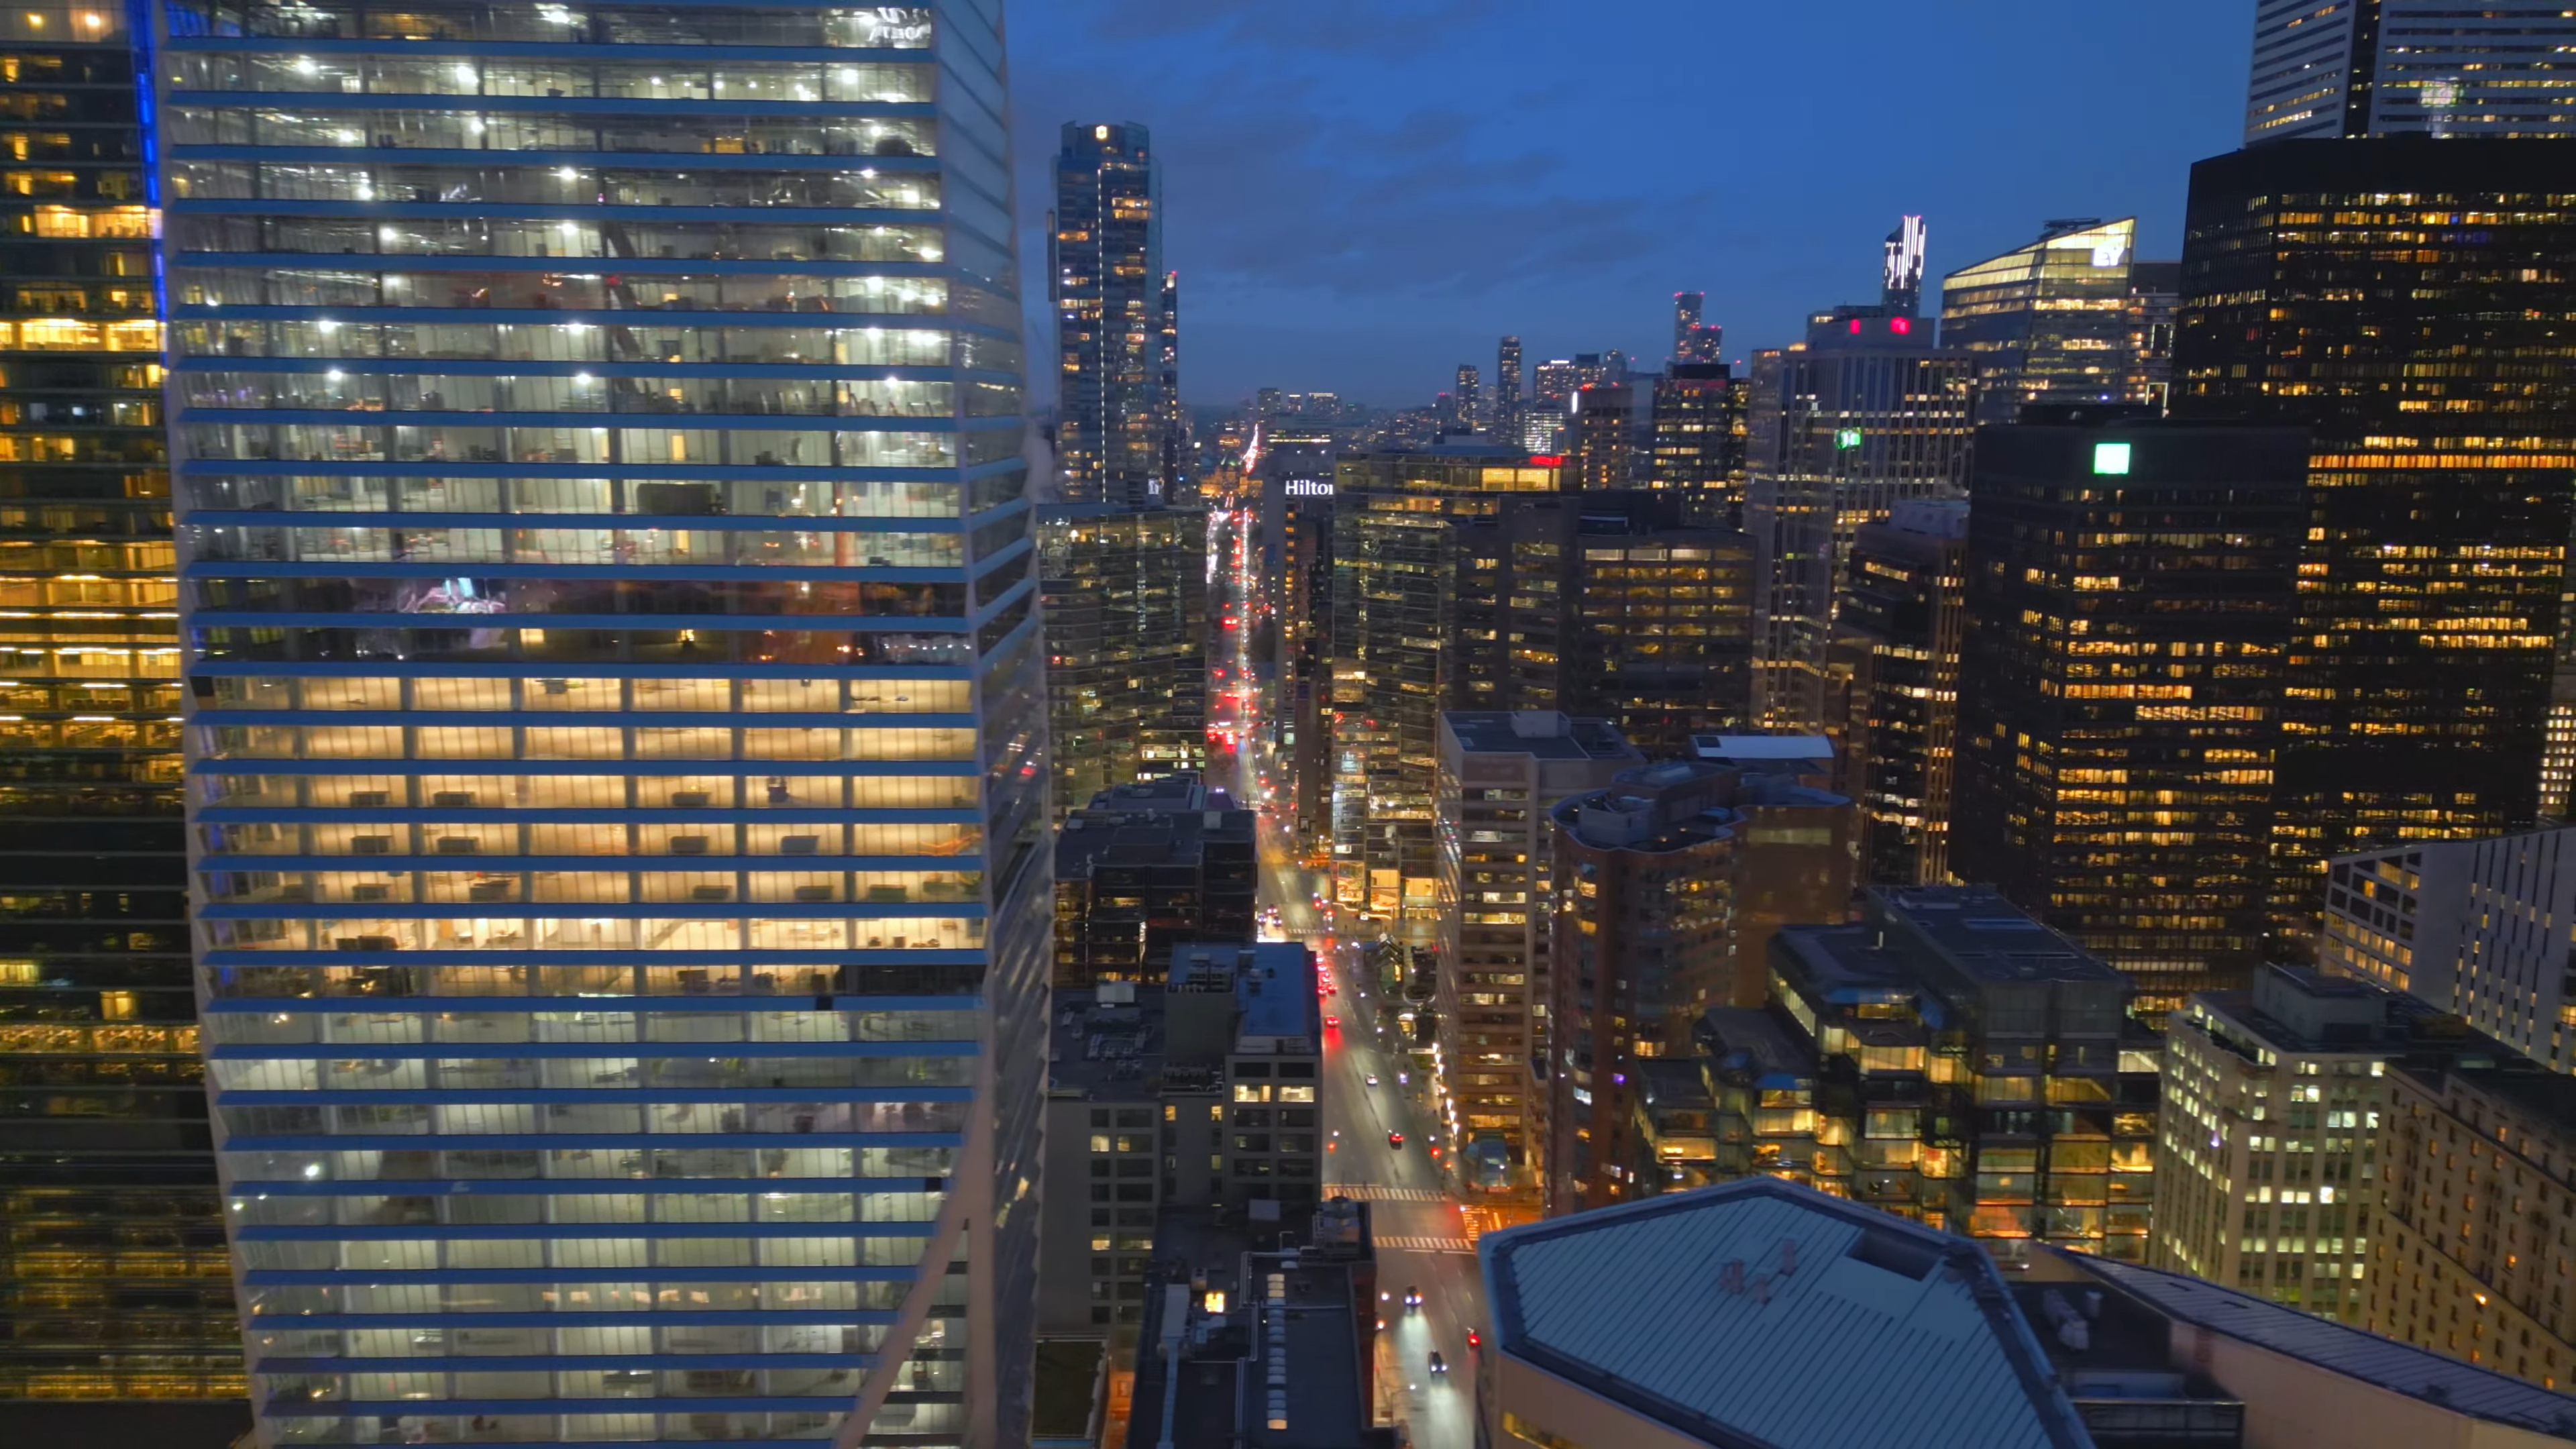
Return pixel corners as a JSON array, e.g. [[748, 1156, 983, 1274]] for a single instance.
[[1283, 480, 1334, 498]]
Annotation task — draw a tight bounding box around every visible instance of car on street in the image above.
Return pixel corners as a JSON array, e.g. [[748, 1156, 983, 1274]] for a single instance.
[[1365, 1074, 1379, 1087], [1387, 1130, 1404, 1150], [1324, 1014, 1340, 1028], [1403, 1285, 1423, 1309], [1428, 1351, 1447, 1375]]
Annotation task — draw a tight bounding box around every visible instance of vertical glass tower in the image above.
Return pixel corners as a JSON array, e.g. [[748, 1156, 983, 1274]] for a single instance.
[[147, 1, 1046, 1444], [0, 2, 241, 1402]]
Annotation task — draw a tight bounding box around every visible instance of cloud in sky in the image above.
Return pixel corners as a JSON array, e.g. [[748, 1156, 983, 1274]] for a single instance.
[[1005, 0, 2249, 407]]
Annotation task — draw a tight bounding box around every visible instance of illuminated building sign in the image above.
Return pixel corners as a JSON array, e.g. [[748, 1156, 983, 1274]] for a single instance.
[[1835, 429, 1863, 450], [1283, 479, 1334, 498], [861, 7, 935, 44], [1884, 214, 1928, 297], [2093, 441, 2133, 475]]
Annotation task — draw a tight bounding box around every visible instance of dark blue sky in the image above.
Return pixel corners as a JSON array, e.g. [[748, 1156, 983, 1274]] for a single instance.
[[1005, 0, 2251, 409]]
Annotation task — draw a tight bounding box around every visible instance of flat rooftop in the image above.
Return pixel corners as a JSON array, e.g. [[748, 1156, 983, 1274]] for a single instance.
[[1049, 985, 1166, 1102], [1444, 710, 1635, 762], [1692, 733, 1835, 763], [1880, 887, 2124, 987], [1167, 942, 1318, 1047], [1484, 1178, 2092, 1449]]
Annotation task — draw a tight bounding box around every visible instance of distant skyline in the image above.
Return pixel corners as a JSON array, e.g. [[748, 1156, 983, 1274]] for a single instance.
[[1010, 0, 2248, 409]]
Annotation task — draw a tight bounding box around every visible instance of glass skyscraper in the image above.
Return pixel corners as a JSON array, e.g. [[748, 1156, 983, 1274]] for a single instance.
[[1049, 121, 1174, 507], [1939, 217, 2155, 426], [0, 1, 241, 1403], [2243, 0, 2576, 143], [149, 1, 1047, 1444]]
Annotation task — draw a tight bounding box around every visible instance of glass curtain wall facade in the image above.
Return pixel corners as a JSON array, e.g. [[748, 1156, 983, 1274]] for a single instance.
[[1938, 218, 2148, 426], [1744, 308, 1974, 733], [2174, 140, 2576, 947], [0, 3, 241, 1402], [2244, 0, 2576, 143], [1034, 504, 1205, 819], [1049, 121, 1167, 507], [150, 1, 1047, 1445]]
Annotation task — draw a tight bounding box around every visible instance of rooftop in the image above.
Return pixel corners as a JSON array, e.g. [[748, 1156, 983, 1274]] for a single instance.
[[1049, 984, 1166, 1102], [1056, 776, 1255, 881], [1878, 887, 2125, 989], [1168, 941, 1318, 1049], [2054, 1251, 2576, 1442], [1444, 710, 1635, 762], [1691, 734, 1835, 766], [1697, 1007, 1820, 1088], [1483, 1178, 2092, 1449]]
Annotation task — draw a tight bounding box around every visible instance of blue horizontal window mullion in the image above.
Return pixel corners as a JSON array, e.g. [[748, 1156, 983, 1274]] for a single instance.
[[201, 996, 976, 1016], [186, 561, 972, 583], [168, 37, 933, 61], [223, 1175, 944, 1196], [235, 1224, 934, 1244], [176, 460, 989, 484], [172, 145, 940, 176], [185, 405, 969, 431], [192, 708, 975, 728], [216, 1091, 973, 1109], [245, 1316, 890, 1340], [166, 89, 936, 119], [223, 1130, 961, 1151], [962, 576, 1030, 631], [199, 851, 985, 872], [210, 1041, 973, 1062], [186, 612, 972, 631], [191, 758, 979, 778], [166, 311, 1006, 343], [169, 199, 940, 225], [198, 901, 988, 921], [181, 662, 977, 682], [169, 354, 963, 378], [256, 1351, 888, 1375], [268, 1393, 894, 1418], [201, 947, 988, 967]]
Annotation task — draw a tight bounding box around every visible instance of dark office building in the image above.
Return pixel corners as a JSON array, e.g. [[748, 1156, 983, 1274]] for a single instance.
[[1570, 384, 1632, 489], [0, 5, 237, 1403], [1574, 523, 1756, 757], [1647, 362, 1749, 526], [1952, 413, 2307, 1012], [2174, 139, 2576, 939], [1327, 447, 1569, 922], [1052, 775, 1256, 987], [1825, 496, 1968, 887], [1053, 121, 1179, 505], [1038, 504, 1208, 820], [1542, 750, 1851, 1214], [1772, 888, 2161, 1267], [1747, 305, 1976, 731]]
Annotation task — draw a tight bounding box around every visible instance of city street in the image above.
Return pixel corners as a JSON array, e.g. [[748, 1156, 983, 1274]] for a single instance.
[[1207, 502, 1489, 1449]]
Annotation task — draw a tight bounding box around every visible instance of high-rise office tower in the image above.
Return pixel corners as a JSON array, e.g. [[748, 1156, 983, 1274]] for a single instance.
[[1824, 496, 1968, 888], [2129, 260, 2181, 415], [1526, 360, 1576, 451], [1157, 271, 1184, 498], [1882, 214, 1928, 315], [1037, 506, 1208, 818], [157, 4, 1051, 1444], [1570, 385, 1632, 488], [1454, 364, 1483, 435], [1327, 447, 1567, 922], [1767, 888, 2160, 1265], [1670, 292, 1721, 365], [2243, 0, 2576, 143], [1952, 415, 2307, 1013], [1941, 218, 2157, 425], [2175, 140, 2576, 940], [1543, 746, 1851, 1214], [1254, 387, 1283, 424], [0, 4, 238, 1405], [1434, 713, 1639, 1194], [1746, 307, 1974, 732], [1493, 336, 1524, 447], [1646, 362, 1748, 523], [1054, 121, 1172, 506], [1574, 524, 1757, 757], [2319, 828, 2576, 1071]]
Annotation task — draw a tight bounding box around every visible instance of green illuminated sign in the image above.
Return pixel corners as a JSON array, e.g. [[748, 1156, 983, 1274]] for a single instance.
[[1834, 429, 1862, 450], [2093, 441, 2133, 476]]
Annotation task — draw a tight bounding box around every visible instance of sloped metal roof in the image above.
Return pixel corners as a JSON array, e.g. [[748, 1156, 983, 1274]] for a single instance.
[[1482, 1179, 2094, 1449], [2063, 1252, 2576, 1442]]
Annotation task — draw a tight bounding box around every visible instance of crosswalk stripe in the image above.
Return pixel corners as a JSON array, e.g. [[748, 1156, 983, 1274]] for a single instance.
[[1322, 1184, 1446, 1201], [1377, 1236, 1477, 1253]]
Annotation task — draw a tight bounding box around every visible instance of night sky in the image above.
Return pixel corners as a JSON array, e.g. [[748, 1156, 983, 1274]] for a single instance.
[[1006, 0, 2251, 409]]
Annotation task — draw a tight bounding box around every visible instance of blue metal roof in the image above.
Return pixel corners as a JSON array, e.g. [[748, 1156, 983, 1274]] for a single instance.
[[1482, 1179, 2094, 1449], [2062, 1253, 2576, 1441]]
